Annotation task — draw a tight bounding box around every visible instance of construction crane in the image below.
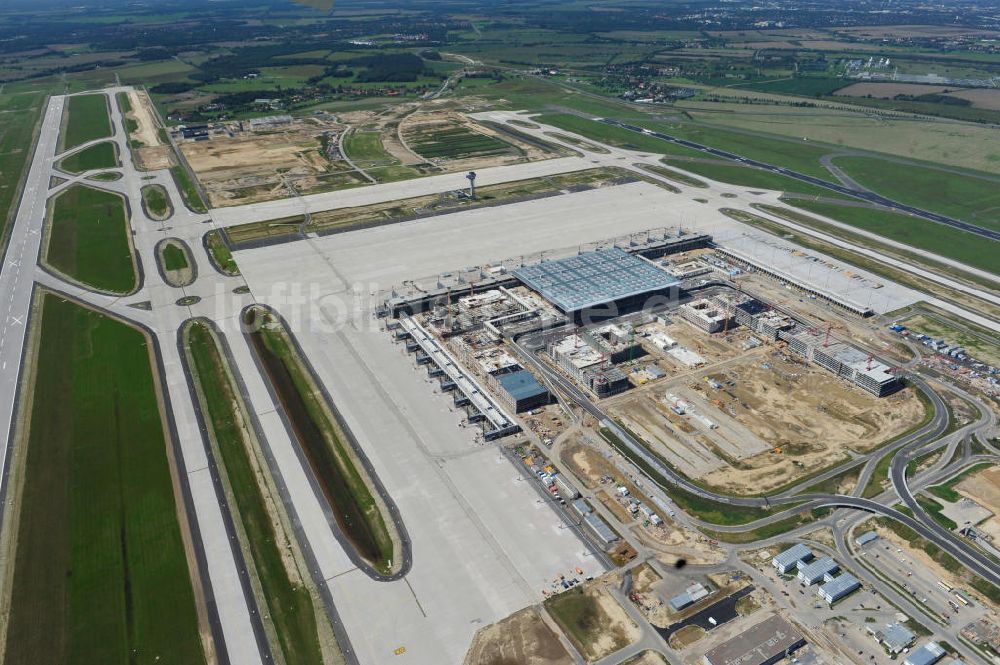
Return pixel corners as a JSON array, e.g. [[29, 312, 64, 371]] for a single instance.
[[822, 321, 844, 347]]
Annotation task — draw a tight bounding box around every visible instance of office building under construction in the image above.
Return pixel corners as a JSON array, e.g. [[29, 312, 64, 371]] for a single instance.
[[780, 328, 901, 397]]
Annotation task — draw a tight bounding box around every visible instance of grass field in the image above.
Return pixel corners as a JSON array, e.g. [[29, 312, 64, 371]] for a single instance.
[[204, 230, 239, 275], [544, 587, 632, 660], [680, 102, 1000, 173], [832, 157, 1000, 231], [738, 76, 849, 97], [534, 113, 709, 159], [928, 463, 992, 503], [667, 159, 852, 198], [901, 310, 1000, 368], [61, 93, 112, 151], [57, 141, 118, 174], [342, 130, 397, 168], [245, 307, 396, 574], [786, 199, 1000, 275], [0, 89, 47, 251], [407, 123, 511, 159], [702, 510, 827, 543], [116, 91, 132, 114], [142, 184, 171, 219], [45, 184, 137, 293], [184, 321, 325, 665], [162, 242, 189, 271], [171, 166, 208, 213], [637, 117, 836, 179], [3, 294, 206, 665], [640, 163, 708, 188], [342, 130, 420, 182]]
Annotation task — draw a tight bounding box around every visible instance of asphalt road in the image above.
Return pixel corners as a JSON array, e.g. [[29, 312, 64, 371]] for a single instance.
[[0, 95, 63, 512], [511, 330, 1000, 592], [0, 90, 270, 665], [656, 585, 755, 638], [599, 119, 1000, 243]]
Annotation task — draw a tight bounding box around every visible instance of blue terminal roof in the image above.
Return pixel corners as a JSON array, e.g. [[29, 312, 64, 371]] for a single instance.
[[512, 248, 680, 313], [498, 370, 548, 401]]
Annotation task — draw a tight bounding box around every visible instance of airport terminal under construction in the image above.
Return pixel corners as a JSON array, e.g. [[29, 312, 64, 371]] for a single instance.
[[382, 224, 906, 467]]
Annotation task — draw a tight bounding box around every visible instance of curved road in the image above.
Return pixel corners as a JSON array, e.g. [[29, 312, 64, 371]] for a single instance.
[[511, 332, 1000, 590]]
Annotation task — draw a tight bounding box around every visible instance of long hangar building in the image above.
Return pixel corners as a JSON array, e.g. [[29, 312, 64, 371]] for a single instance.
[[512, 247, 681, 322]]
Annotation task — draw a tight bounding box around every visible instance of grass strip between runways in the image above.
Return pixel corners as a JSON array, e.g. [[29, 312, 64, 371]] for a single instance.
[[4, 294, 205, 665], [46, 184, 137, 293], [185, 321, 325, 665]]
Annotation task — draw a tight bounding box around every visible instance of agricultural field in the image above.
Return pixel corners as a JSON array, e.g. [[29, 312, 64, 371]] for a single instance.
[[402, 115, 520, 163], [830, 156, 1000, 230], [786, 199, 1000, 275], [3, 293, 206, 665], [183, 321, 327, 665], [404, 120, 512, 160], [44, 184, 137, 293], [56, 141, 119, 174], [60, 93, 112, 151], [675, 102, 1000, 173]]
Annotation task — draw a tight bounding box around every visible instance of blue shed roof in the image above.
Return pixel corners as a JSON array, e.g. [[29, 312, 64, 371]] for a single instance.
[[498, 370, 548, 401]]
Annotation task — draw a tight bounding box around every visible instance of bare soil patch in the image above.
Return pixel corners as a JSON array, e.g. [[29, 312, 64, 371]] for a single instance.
[[957, 467, 1000, 540], [696, 350, 923, 494], [944, 88, 1000, 111], [179, 118, 357, 207], [464, 606, 573, 665], [545, 582, 640, 662]]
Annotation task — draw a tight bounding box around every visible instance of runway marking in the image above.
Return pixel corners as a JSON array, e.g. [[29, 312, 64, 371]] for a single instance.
[[323, 567, 359, 583], [403, 577, 427, 618]]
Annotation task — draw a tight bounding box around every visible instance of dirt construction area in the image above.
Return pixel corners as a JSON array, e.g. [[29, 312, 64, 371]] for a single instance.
[[609, 342, 925, 494], [179, 117, 365, 207], [695, 350, 924, 494], [464, 606, 573, 665], [559, 441, 725, 564], [957, 467, 1000, 541], [544, 580, 640, 662], [126, 89, 175, 170]]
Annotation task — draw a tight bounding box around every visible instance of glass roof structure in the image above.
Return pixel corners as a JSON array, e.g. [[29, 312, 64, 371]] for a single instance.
[[512, 248, 679, 313]]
